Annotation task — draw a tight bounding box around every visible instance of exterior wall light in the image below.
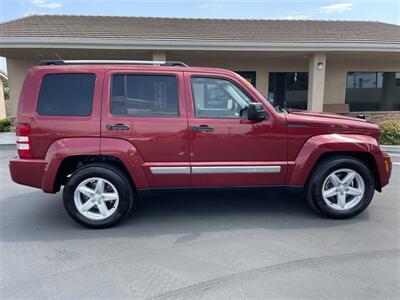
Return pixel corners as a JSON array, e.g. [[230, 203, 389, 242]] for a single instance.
[[317, 62, 324, 70]]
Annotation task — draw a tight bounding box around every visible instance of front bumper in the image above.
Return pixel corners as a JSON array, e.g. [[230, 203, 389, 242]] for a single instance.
[[377, 151, 392, 189]]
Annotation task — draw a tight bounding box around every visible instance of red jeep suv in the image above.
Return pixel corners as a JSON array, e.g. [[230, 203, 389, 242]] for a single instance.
[[9, 60, 392, 228]]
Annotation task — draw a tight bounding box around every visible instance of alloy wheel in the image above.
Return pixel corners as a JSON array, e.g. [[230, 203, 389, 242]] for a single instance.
[[322, 168, 365, 211], [74, 177, 119, 220]]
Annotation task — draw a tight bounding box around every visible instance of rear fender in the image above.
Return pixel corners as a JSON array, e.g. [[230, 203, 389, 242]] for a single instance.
[[42, 138, 101, 192], [43, 137, 149, 192], [287, 134, 382, 186]]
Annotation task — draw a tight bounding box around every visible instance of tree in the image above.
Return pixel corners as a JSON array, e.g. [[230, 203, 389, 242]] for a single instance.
[[3, 80, 9, 100]]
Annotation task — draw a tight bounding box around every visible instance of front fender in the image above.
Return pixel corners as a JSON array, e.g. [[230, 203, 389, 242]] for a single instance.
[[287, 134, 383, 186]]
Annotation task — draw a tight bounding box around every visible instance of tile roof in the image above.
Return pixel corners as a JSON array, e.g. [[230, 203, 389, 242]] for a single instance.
[[1, 15, 399, 44]]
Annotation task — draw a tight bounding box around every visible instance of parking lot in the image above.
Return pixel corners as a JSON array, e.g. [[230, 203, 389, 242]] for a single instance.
[[0, 144, 399, 299]]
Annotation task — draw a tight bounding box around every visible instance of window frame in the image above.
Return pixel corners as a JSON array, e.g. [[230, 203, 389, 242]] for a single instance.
[[190, 75, 255, 119], [110, 73, 180, 118], [36, 73, 96, 117]]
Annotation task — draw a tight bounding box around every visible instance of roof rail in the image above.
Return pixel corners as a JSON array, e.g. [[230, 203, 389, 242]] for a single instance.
[[38, 60, 189, 67]]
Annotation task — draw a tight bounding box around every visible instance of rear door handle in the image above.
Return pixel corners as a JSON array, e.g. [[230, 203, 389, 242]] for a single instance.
[[192, 125, 214, 132], [106, 124, 130, 130]]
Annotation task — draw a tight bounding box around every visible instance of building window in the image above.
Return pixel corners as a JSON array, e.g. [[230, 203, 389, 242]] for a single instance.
[[38, 73, 95, 116], [345, 72, 400, 111], [268, 72, 308, 110], [235, 71, 256, 87], [111, 74, 179, 117]]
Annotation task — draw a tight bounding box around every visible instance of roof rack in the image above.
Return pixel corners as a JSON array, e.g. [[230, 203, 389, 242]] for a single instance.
[[38, 60, 189, 67]]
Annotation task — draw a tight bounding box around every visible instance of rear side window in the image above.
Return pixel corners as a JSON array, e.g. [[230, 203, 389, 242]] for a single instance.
[[37, 74, 95, 116], [111, 74, 179, 117]]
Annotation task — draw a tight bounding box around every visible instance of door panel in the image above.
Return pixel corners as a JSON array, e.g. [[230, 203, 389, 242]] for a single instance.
[[101, 70, 190, 188], [185, 72, 288, 187]]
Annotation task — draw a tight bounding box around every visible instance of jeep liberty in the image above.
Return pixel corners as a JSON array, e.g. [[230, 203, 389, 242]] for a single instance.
[[9, 60, 392, 228]]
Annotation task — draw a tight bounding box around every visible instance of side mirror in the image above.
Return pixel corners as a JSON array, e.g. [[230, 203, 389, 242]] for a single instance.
[[246, 103, 267, 121]]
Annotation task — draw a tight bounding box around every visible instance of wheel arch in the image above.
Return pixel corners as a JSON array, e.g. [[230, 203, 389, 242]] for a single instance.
[[42, 137, 149, 193], [53, 155, 136, 193], [305, 151, 381, 192], [287, 134, 382, 191]]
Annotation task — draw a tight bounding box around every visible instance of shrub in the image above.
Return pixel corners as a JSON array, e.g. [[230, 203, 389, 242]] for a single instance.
[[380, 120, 400, 145], [0, 118, 12, 132]]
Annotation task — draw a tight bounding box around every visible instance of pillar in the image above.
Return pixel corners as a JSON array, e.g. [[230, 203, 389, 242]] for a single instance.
[[307, 53, 326, 112]]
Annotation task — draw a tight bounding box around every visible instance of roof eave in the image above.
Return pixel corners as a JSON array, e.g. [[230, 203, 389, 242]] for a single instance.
[[0, 37, 399, 52]]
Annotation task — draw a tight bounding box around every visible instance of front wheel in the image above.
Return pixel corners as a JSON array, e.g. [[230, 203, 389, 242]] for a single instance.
[[63, 163, 134, 228], [306, 156, 375, 219]]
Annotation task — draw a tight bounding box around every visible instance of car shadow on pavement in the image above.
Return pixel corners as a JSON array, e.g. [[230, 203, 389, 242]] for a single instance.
[[0, 188, 370, 243]]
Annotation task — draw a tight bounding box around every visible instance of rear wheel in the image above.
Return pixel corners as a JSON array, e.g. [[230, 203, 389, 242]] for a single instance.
[[63, 163, 134, 228], [306, 156, 375, 219]]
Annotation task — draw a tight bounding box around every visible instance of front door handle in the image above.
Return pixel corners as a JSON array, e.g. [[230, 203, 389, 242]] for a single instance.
[[192, 125, 214, 132], [106, 124, 130, 130]]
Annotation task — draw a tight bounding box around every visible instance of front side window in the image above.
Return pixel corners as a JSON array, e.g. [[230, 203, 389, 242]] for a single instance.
[[191, 77, 252, 118], [37, 73, 95, 116], [111, 74, 179, 117]]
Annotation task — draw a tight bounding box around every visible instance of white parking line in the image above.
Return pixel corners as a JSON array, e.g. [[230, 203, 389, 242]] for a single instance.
[[389, 153, 400, 157], [393, 162, 400, 166]]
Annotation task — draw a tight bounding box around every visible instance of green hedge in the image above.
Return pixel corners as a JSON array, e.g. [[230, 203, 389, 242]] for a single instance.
[[380, 120, 400, 145], [0, 118, 12, 132]]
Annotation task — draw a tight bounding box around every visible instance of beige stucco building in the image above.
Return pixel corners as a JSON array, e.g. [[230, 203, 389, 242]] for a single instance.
[[0, 15, 399, 121]]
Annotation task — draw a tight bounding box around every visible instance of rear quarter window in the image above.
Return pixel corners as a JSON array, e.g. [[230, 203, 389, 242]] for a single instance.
[[37, 73, 96, 116]]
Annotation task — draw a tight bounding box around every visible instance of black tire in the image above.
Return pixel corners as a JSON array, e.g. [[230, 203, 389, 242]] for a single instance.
[[306, 156, 375, 219], [63, 163, 134, 228]]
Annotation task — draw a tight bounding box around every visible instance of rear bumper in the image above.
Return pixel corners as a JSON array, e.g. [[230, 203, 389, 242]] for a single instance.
[[9, 157, 48, 191]]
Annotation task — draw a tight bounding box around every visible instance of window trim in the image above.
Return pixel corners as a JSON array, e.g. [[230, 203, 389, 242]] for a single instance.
[[110, 73, 180, 118], [37, 73, 96, 117], [190, 75, 255, 119]]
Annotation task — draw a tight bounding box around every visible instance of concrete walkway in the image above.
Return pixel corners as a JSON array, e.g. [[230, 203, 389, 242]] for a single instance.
[[380, 145, 400, 153], [0, 132, 15, 145]]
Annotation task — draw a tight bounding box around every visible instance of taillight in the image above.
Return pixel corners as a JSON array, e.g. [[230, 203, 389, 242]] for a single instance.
[[16, 123, 33, 158]]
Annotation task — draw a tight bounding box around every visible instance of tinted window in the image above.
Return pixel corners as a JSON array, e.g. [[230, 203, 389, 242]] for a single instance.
[[345, 72, 400, 111], [38, 74, 95, 116], [268, 72, 308, 110], [111, 74, 179, 117], [191, 77, 252, 118]]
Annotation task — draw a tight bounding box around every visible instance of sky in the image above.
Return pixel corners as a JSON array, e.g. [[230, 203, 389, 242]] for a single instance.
[[0, 0, 399, 72]]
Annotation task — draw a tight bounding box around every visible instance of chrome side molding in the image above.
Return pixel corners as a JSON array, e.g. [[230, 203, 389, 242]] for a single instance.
[[150, 167, 191, 174], [191, 166, 281, 174], [150, 166, 281, 174]]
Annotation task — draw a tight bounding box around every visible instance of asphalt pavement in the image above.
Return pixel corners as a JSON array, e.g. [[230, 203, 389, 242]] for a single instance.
[[0, 144, 399, 300]]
